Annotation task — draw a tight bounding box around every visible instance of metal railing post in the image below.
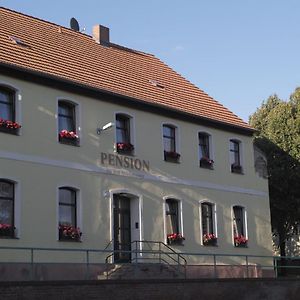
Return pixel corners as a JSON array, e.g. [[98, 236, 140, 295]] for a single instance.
[[30, 249, 34, 280], [86, 250, 90, 280], [213, 254, 217, 278], [246, 255, 249, 278], [159, 242, 161, 264]]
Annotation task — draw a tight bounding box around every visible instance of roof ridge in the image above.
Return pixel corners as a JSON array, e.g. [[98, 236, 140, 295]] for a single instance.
[[0, 6, 154, 57], [0, 6, 91, 38]]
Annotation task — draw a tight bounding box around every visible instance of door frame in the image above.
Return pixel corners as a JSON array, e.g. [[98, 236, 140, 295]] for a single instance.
[[109, 189, 143, 263]]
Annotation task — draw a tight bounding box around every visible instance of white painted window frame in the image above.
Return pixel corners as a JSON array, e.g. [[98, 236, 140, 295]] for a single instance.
[[56, 97, 82, 143], [163, 196, 184, 244], [114, 111, 136, 153], [0, 81, 22, 135], [0, 177, 21, 238], [228, 137, 244, 173], [231, 204, 248, 245], [199, 200, 218, 245], [161, 122, 181, 161], [56, 185, 82, 241]]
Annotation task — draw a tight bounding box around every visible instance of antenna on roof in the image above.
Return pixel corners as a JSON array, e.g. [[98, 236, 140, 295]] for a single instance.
[[70, 17, 80, 31]]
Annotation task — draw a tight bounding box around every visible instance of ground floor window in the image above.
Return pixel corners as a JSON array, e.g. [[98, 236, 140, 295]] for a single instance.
[[0, 180, 15, 238], [201, 202, 217, 246], [58, 187, 81, 241]]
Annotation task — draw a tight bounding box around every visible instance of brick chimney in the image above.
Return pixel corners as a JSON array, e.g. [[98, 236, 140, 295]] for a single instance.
[[93, 25, 110, 46]]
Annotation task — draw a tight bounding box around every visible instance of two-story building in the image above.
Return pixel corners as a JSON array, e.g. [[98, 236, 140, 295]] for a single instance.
[[0, 7, 273, 279]]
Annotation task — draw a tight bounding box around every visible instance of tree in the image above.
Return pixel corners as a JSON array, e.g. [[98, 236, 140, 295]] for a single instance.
[[249, 89, 300, 257]]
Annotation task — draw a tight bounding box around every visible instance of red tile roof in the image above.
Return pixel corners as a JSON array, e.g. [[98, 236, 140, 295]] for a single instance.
[[0, 7, 253, 132]]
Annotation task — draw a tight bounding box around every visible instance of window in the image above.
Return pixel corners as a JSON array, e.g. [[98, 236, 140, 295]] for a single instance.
[[58, 101, 79, 146], [58, 187, 81, 241], [230, 139, 242, 173], [116, 114, 134, 154], [201, 202, 217, 246], [255, 156, 268, 179], [165, 199, 184, 245], [199, 132, 213, 169], [0, 86, 20, 134], [163, 124, 180, 162], [0, 180, 15, 238], [233, 206, 248, 247]]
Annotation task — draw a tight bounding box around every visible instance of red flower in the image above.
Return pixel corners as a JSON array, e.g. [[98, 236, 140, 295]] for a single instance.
[[59, 130, 78, 140], [0, 118, 21, 129], [116, 142, 134, 151], [234, 235, 248, 245], [59, 224, 82, 240], [167, 233, 185, 241], [203, 233, 217, 243]]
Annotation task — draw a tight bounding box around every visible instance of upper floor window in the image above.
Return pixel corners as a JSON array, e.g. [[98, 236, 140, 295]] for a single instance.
[[163, 124, 180, 163], [230, 139, 243, 174], [255, 156, 268, 179], [116, 114, 134, 154], [165, 199, 184, 245], [58, 101, 79, 146], [233, 205, 248, 247], [0, 86, 21, 134], [199, 132, 213, 169], [0, 180, 15, 238], [58, 187, 81, 241], [201, 202, 217, 246]]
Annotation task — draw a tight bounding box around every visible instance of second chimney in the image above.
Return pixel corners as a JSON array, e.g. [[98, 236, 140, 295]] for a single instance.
[[93, 25, 110, 46]]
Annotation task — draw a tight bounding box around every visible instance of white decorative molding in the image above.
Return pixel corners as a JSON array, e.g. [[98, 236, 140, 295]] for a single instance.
[[0, 150, 268, 197]]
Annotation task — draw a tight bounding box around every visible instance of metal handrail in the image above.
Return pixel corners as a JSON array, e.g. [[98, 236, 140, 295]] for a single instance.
[[104, 240, 187, 279], [2, 245, 300, 280]]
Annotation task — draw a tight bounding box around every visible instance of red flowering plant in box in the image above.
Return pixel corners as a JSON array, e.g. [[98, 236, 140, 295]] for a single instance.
[[234, 235, 248, 247], [200, 157, 214, 168], [203, 233, 217, 246], [0, 118, 21, 130], [59, 130, 79, 140], [167, 233, 185, 245], [0, 223, 15, 237], [59, 224, 82, 241], [116, 142, 134, 152]]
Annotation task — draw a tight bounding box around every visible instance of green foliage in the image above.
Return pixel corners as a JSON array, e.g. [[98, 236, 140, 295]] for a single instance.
[[249, 88, 300, 256]]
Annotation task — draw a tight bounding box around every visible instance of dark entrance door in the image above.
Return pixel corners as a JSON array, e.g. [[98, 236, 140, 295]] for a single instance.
[[113, 194, 131, 263]]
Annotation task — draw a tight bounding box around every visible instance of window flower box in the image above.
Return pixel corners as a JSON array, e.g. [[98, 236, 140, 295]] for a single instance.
[[200, 157, 214, 169], [59, 224, 82, 241], [0, 223, 15, 238], [231, 163, 243, 174], [164, 151, 180, 163], [234, 235, 248, 247], [0, 118, 21, 135], [58, 130, 79, 146], [116, 142, 134, 155], [167, 233, 185, 245], [203, 233, 217, 246]]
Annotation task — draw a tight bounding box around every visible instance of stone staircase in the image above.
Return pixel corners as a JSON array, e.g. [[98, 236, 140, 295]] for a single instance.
[[99, 263, 185, 280]]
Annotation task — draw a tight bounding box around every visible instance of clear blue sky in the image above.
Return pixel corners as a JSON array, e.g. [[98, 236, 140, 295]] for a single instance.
[[2, 0, 300, 122]]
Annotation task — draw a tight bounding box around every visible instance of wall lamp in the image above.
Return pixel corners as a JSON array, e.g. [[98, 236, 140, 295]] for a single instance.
[[97, 122, 115, 135]]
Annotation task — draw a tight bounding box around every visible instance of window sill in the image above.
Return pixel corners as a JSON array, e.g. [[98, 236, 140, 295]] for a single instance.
[[203, 242, 218, 247], [0, 235, 19, 239], [0, 126, 20, 135], [59, 137, 80, 147], [58, 238, 82, 243], [116, 149, 134, 156], [200, 164, 214, 170], [234, 244, 248, 248]]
